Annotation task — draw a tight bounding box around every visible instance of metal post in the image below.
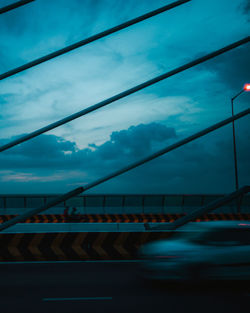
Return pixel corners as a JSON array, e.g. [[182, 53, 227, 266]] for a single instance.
[[122, 196, 125, 210], [231, 99, 239, 191], [103, 195, 106, 214], [0, 37, 249, 154], [162, 195, 165, 214], [231, 89, 244, 212], [142, 195, 145, 214], [83, 196, 86, 215]]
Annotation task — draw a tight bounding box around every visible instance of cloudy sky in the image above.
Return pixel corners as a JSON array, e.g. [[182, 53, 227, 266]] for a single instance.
[[0, 0, 249, 195]]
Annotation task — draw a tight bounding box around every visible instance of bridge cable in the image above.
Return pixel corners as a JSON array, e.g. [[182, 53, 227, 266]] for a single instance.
[[0, 0, 35, 15], [0, 36, 249, 153], [0, 0, 190, 80]]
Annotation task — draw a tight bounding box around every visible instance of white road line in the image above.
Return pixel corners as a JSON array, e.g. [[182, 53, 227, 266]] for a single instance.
[[43, 297, 112, 301]]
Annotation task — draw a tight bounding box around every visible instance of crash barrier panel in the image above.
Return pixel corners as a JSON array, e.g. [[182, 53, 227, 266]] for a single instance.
[[0, 231, 173, 261], [1, 194, 250, 214], [2, 218, 250, 262], [1, 213, 250, 224]]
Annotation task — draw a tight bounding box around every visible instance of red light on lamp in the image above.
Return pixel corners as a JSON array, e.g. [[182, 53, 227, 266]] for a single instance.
[[243, 83, 250, 91]]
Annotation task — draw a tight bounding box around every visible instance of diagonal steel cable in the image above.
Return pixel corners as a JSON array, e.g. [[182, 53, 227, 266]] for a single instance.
[[0, 0, 191, 80], [0, 36, 249, 153], [0, 0, 35, 14]]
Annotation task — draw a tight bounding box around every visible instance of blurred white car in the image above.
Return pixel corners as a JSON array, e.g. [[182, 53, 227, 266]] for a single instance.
[[139, 221, 250, 282]]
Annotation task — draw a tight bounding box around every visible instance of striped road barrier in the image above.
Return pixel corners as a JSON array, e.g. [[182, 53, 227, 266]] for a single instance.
[[1, 213, 250, 223], [0, 231, 173, 262]]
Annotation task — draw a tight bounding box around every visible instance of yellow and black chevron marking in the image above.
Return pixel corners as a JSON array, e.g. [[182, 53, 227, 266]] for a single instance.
[[1, 213, 250, 223], [0, 232, 173, 262]]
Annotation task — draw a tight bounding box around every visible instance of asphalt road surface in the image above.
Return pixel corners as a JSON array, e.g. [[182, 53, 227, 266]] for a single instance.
[[0, 261, 250, 313]]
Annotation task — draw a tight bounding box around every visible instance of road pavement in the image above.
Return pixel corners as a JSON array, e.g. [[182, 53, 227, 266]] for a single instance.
[[0, 261, 249, 313]]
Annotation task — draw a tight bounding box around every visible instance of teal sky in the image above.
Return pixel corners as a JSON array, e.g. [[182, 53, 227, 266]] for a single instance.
[[0, 0, 249, 194]]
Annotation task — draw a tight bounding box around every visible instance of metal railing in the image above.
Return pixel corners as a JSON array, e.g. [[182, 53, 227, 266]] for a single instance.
[[2, 193, 247, 210], [1, 193, 249, 217], [145, 186, 250, 231]]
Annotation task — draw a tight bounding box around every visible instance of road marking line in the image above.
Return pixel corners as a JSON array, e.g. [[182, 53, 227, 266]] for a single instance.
[[43, 297, 112, 301]]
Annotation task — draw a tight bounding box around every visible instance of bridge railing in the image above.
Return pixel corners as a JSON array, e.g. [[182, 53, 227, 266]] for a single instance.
[[1, 193, 249, 215], [145, 186, 250, 231]]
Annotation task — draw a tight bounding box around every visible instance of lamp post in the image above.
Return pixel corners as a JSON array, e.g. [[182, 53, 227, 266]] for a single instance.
[[231, 83, 250, 212]]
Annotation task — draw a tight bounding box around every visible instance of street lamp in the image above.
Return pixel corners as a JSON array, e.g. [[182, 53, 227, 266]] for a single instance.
[[231, 83, 250, 202]]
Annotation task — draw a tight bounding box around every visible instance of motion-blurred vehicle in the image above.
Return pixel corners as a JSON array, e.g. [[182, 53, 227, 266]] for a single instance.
[[138, 221, 250, 282]]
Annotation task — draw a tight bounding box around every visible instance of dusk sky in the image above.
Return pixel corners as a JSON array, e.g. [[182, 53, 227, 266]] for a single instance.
[[0, 0, 249, 194]]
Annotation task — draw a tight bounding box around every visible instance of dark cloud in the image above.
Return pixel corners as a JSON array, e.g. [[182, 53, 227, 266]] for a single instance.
[[0, 120, 249, 194], [0, 0, 159, 70], [240, 0, 250, 21], [0, 122, 176, 169], [199, 45, 250, 92], [96, 123, 176, 159], [106, 131, 250, 194], [3, 134, 77, 158]]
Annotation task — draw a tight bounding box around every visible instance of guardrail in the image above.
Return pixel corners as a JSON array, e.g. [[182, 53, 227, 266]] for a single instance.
[[145, 186, 250, 231], [1, 193, 250, 214]]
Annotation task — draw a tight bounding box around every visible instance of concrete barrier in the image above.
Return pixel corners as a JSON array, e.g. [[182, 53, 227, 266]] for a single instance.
[[0, 231, 173, 261], [1, 213, 250, 224]]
